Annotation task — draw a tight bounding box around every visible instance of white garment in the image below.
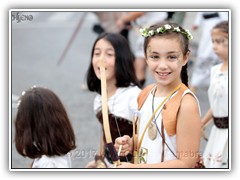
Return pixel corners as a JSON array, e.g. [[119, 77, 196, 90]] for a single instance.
[[138, 88, 200, 164], [203, 63, 228, 168], [94, 85, 141, 121], [190, 12, 228, 88], [32, 154, 72, 168], [208, 64, 228, 117]]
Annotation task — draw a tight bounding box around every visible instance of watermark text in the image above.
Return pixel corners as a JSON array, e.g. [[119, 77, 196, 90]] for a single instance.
[[12, 12, 33, 23]]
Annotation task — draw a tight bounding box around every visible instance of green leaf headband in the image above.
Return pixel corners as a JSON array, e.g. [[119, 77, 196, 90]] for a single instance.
[[139, 24, 193, 40]]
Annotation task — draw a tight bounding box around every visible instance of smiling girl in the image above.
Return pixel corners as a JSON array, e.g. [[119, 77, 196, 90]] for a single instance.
[[115, 23, 202, 168]]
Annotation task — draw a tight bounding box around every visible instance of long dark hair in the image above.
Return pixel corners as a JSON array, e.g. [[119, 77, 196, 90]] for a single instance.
[[15, 87, 76, 159], [86, 33, 139, 93], [143, 22, 190, 87]]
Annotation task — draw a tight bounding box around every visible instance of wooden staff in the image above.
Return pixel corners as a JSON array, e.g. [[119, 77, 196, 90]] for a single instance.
[[99, 57, 120, 168]]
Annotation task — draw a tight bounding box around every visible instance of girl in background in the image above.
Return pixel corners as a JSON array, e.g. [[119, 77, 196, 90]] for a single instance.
[[201, 21, 229, 168], [86, 33, 141, 168]]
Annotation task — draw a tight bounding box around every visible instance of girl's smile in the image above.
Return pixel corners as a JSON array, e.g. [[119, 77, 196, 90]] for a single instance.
[[155, 71, 171, 79]]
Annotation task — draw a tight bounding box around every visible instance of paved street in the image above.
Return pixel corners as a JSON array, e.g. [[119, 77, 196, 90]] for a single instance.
[[11, 11, 211, 169]]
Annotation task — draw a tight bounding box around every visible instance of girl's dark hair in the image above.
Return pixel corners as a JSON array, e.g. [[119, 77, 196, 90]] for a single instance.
[[213, 20, 228, 34], [86, 33, 139, 93], [15, 87, 76, 159], [143, 22, 190, 87]]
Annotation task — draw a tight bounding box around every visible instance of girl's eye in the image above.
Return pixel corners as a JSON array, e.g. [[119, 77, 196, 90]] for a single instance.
[[219, 39, 225, 44], [107, 53, 114, 57], [213, 39, 225, 44], [93, 52, 100, 56], [149, 55, 159, 60], [168, 55, 178, 61]]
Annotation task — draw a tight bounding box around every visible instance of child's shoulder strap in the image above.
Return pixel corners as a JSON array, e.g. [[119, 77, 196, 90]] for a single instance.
[[137, 84, 155, 110]]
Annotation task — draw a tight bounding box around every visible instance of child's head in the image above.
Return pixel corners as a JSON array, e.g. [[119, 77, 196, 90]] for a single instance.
[[87, 33, 139, 93], [140, 22, 192, 87], [15, 87, 76, 159], [211, 21, 229, 61]]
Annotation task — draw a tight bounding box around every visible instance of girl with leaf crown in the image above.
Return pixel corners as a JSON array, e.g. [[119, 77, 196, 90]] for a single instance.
[[115, 22, 202, 168]]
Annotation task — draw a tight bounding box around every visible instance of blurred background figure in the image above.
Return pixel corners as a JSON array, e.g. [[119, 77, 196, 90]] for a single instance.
[[92, 12, 131, 42], [116, 12, 168, 87], [168, 12, 186, 26], [201, 21, 229, 168], [189, 12, 228, 93]]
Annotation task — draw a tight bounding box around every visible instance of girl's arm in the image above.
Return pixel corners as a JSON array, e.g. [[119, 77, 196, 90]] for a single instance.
[[174, 94, 201, 167], [201, 109, 213, 128]]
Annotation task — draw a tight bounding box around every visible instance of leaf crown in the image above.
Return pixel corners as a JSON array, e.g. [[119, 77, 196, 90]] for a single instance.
[[139, 24, 193, 40]]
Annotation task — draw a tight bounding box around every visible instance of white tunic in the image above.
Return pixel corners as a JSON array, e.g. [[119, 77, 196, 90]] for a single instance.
[[138, 88, 200, 164], [208, 64, 228, 117], [94, 85, 141, 121], [203, 63, 229, 168], [94, 85, 141, 167]]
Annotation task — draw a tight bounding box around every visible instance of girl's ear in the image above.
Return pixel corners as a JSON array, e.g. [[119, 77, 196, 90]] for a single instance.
[[182, 50, 190, 66]]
